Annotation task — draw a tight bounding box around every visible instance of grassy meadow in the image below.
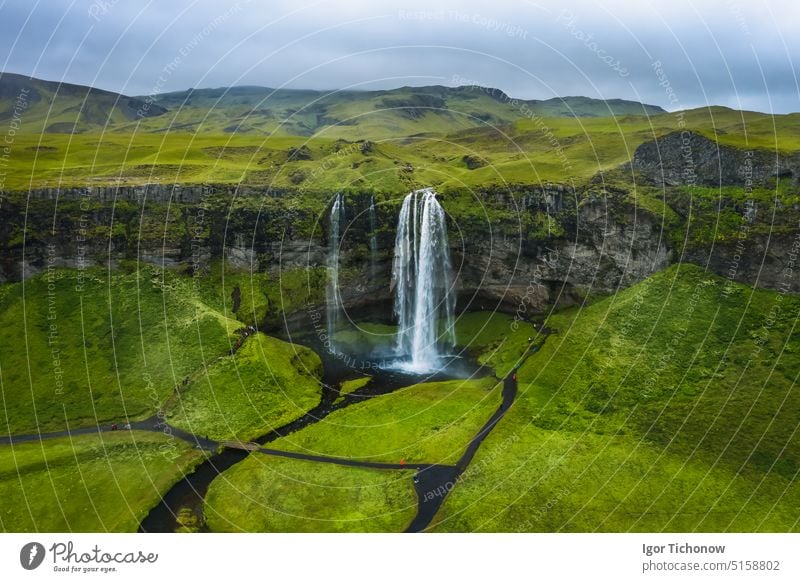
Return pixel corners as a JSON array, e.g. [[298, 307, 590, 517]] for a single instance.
[[430, 264, 800, 531], [270, 377, 501, 465], [0, 431, 204, 532], [204, 454, 417, 532], [166, 333, 322, 442]]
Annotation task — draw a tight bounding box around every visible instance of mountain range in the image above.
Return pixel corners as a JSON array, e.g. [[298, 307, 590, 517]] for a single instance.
[[0, 72, 666, 139]]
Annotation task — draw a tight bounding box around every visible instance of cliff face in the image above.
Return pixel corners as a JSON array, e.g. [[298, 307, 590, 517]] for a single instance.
[[2, 130, 797, 329], [0, 184, 673, 327], [450, 192, 671, 316], [628, 130, 800, 293]]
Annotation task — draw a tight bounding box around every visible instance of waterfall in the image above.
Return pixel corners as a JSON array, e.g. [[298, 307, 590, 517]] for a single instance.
[[326, 193, 345, 351], [368, 196, 378, 278], [391, 188, 455, 372]]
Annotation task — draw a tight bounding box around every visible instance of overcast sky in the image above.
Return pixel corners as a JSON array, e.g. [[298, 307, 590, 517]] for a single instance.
[[1, 0, 798, 113]]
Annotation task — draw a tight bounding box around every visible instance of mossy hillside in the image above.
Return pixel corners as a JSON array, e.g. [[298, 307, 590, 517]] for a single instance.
[[453, 311, 539, 376], [6, 158, 793, 304], [166, 333, 322, 442], [270, 377, 501, 465], [189, 261, 327, 329], [204, 454, 417, 533], [668, 181, 800, 249], [0, 431, 204, 532], [431, 427, 800, 532], [0, 267, 240, 435], [523, 263, 800, 472], [430, 264, 800, 531]]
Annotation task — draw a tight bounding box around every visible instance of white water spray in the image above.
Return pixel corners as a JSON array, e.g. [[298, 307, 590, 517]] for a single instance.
[[326, 193, 345, 351], [392, 188, 455, 372]]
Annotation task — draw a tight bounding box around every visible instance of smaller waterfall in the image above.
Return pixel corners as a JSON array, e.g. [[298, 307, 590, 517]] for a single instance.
[[326, 193, 346, 351], [368, 196, 378, 278], [392, 188, 455, 372]]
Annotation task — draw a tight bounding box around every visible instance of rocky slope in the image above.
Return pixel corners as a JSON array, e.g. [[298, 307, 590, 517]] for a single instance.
[[628, 130, 800, 187]]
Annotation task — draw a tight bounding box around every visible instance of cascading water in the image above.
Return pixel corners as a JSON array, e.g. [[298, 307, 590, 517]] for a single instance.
[[392, 188, 455, 372], [326, 193, 345, 352], [368, 196, 378, 278]]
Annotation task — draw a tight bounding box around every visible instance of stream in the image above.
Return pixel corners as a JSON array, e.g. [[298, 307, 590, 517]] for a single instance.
[[138, 330, 490, 533]]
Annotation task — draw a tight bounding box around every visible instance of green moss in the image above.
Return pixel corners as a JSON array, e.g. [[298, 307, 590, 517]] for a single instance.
[[0, 432, 204, 532], [524, 211, 566, 240], [454, 311, 538, 376], [271, 377, 501, 465], [0, 267, 239, 435], [669, 184, 800, 249], [430, 264, 800, 531], [204, 455, 417, 532], [338, 376, 371, 399], [167, 333, 322, 441], [432, 428, 800, 532]]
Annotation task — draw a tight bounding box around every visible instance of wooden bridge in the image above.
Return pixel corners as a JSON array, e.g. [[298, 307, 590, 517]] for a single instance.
[[220, 440, 261, 451]]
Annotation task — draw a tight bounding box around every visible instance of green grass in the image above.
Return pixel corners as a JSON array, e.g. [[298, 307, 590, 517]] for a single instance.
[[431, 428, 800, 532], [672, 182, 800, 249], [454, 311, 538, 376], [168, 260, 328, 330], [0, 267, 241, 435], [204, 454, 416, 532], [338, 376, 371, 399], [429, 264, 800, 531], [270, 377, 501, 465], [5, 104, 799, 192], [166, 333, 322, 441], [0, 431, 204, 532]]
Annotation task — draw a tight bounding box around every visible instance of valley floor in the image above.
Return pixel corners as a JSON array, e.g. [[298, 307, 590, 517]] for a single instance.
[[0, 263, 798, 532]]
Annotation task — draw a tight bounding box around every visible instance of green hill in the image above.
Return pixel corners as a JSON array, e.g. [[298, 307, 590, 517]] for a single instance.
[[132, 84, 666, 139], [0, 72, 165, 134]]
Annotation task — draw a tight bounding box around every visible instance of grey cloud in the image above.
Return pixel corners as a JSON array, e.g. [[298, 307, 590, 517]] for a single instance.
[[0, 0, 797, 113]]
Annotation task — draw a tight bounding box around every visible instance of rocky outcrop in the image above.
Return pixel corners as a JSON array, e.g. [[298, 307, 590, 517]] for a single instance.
[[629, 130, 799, 187], [452, 196, 671, 315], [0, 185, 672, 323], [683, 233, 800, 293]]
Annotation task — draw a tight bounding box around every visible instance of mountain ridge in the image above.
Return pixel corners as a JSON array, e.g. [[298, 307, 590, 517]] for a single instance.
[[1, 73, 667, 138]]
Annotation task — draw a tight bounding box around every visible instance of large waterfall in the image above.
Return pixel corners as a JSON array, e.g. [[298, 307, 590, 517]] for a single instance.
[[326, 193, 345, 352], [392, 188, 455, 372]]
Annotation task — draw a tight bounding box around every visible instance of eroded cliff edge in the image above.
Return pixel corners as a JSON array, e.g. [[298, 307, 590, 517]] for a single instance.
[[1, 131, 797, 329]]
